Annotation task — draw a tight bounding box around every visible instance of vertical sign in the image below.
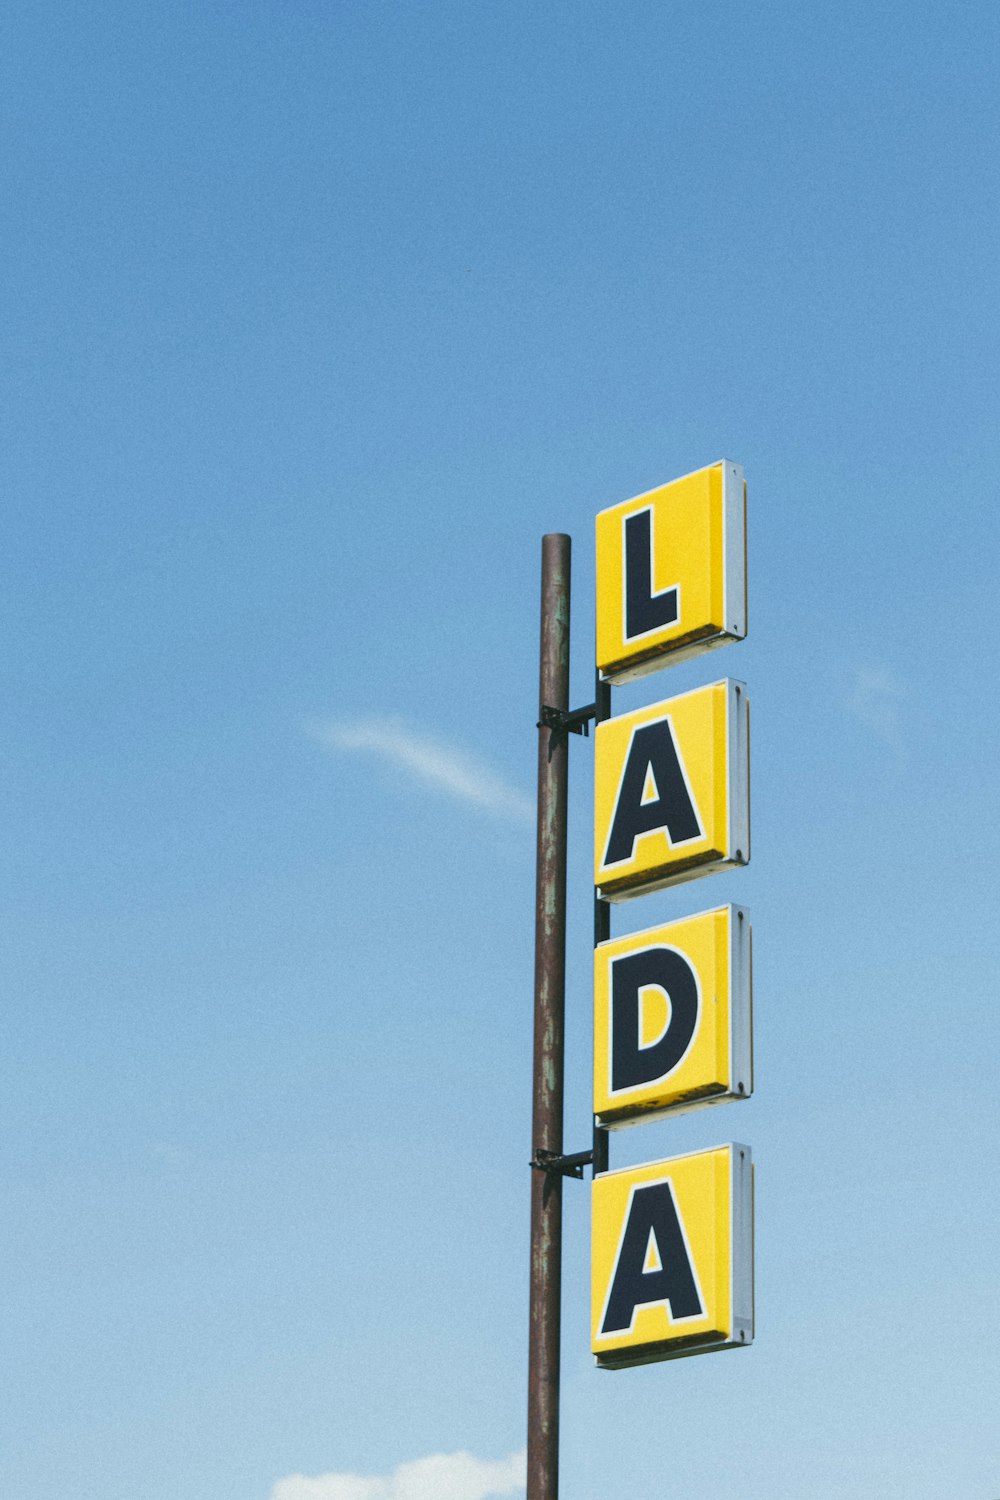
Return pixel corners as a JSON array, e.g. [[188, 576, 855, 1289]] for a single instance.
[[596, 460, 746, 683], [592, 461, 754, 1369], [593, 679, 749, 900], [591, 1144, 753, 1369], [593, 905, 752, 1129]]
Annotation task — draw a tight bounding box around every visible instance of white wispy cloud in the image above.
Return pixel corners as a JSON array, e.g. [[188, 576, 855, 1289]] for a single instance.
[[269, 1447, 526, 1500], [314, 716, 533, 824], [845, 665, 908, 751]]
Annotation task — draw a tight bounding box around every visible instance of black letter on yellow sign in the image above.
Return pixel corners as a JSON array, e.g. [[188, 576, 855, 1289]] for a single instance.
[[602, 1179, 704, 1335], [604, 720, 702, 866], [625, 508, 678, 639], [611, 947, 699, 1092]]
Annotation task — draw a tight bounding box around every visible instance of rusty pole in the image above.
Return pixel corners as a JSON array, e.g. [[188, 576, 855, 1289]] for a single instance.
[[527, 533, 571, 1500]]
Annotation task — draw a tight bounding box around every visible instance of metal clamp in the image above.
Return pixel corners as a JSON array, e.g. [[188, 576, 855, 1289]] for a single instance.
[[537, 702, 598, 738], [530, 1148, 594, 1180]]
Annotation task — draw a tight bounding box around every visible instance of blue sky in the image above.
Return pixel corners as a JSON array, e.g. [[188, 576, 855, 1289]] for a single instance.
[[3, 3, 999, 1497]]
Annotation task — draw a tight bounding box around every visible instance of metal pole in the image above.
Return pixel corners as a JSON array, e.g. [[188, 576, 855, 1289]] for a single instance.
[[527, 533, 571, 1500]]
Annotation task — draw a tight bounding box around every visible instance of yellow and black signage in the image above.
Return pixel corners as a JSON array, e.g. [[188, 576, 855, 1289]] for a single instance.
[[591, 1145, 753, 1369], [594, 679, 749, 900], [588, 462, 755, 1375], [594, 906, 752, 1128], [596, 461, 746, 685]]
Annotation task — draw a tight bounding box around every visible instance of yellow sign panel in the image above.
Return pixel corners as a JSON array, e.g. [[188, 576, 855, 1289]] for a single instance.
[[594, 905, 752, 1128], [591, 1144, 753, 1369], [594, 679, 749, 900], [596, 461, 746, 685]]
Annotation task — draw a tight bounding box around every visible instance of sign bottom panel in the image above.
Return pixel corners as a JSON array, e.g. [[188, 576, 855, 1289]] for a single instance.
[[591, 1144, 753, 1369]]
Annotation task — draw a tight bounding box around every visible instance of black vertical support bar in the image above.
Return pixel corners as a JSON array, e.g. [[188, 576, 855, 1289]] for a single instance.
[[592, 669, 611, 1177], [527, 534, 571, 1500]]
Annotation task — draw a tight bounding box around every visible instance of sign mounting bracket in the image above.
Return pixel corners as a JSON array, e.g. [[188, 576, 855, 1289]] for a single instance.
[[530, 1148, 594, 1180], [537, 702, 597, 738]]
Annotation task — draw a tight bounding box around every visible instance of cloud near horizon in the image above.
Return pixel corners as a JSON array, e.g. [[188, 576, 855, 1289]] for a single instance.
[[269, 1447, 526, 1500], [314, 716, 533, 824]]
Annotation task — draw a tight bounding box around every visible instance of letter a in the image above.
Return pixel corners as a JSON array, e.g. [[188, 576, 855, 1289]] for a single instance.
[[601, 1179, 704, 1335], [604, 719, 702, 867]]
